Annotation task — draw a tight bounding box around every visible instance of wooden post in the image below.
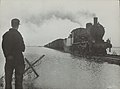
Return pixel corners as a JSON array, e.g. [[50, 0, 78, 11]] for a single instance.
[[24, 55, 45, 73], [24, 55, 45, 78], [24, 58, 39, 78]]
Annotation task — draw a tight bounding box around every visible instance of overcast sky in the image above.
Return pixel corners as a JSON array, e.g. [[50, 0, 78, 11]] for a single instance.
[[0, 0, 120, 47]]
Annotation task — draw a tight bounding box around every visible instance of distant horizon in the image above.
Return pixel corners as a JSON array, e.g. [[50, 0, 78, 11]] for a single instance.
[[26, 45, 120, 48]]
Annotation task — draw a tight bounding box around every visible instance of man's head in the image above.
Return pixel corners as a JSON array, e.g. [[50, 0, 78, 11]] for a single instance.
[[11, 18, 20, 29]]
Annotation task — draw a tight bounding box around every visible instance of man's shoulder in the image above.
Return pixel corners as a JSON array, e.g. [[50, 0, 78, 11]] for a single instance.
[[3, 28, 23, 39], [9, 29, 21, 35], [2, 31, 9, 38], [2, 29, 16, 38]]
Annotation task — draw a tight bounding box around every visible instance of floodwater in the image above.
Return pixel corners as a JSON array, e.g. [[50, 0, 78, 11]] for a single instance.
[[24, 47, 120, 89], [0, 47, 120, 89]]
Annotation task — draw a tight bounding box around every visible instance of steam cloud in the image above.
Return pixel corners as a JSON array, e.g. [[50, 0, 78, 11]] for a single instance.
[[23, 10, 96, 27]]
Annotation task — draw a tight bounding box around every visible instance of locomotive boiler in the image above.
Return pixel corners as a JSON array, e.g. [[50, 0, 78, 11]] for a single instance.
[[71, 17, 112, 56]]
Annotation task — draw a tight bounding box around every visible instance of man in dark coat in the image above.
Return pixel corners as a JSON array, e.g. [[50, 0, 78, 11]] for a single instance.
[[2, 18, 25, 89]]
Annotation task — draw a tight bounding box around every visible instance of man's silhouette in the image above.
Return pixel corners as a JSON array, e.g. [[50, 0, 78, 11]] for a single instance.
[[2, 18, 25, 89]]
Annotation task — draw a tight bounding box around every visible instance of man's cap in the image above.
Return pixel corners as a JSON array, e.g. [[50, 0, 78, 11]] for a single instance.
[[11, 18, 20, 25]]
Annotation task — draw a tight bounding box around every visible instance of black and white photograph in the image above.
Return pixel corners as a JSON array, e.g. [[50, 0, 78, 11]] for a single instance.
[[0, 0, 120, 89]]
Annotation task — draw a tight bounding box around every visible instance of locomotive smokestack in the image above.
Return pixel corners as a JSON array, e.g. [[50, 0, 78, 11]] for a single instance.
[[94, 17, 98, 25], [86, 23, 92, 29]]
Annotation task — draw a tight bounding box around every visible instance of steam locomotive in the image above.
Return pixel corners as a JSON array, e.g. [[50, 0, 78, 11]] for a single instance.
[[71, 17, 112, 56]]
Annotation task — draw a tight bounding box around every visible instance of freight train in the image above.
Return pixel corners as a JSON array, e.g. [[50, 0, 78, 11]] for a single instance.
[[70, 17, 112, 56], [44, 39, 64, 51], [45, 17, 112, 56]]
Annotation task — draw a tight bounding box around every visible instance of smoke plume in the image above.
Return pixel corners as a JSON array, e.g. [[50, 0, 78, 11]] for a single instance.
[[23, 10, 96, 27]]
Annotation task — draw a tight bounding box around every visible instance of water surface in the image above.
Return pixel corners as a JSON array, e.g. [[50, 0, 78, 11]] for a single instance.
[[23, 47, 120, 89]]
